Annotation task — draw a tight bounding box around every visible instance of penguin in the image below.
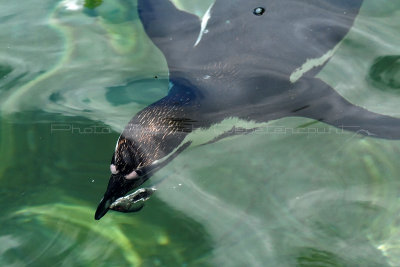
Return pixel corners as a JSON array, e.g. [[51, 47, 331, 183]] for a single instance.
[[95, 0, 400, 220]]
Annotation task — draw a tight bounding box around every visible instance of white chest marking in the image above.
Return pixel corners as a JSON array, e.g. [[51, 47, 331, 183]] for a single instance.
[[181, 117, 270, 147]]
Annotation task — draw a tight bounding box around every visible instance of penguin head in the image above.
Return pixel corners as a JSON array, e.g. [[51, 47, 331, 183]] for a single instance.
[[95, 137, 147, 220]]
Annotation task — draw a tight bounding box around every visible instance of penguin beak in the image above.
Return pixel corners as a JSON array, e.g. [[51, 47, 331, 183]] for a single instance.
[[94, 196, 115, 220], [94, 173, 135, 220]]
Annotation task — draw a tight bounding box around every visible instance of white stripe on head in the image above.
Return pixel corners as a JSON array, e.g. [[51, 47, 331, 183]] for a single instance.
[[194, 2, 214, 46], [115, 141, 119, 152]]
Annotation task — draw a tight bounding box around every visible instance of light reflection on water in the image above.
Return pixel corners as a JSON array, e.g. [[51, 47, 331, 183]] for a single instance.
[[1, 0, 400, 266]]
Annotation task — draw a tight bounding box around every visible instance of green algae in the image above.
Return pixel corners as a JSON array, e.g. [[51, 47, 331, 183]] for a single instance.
[[14, 203, 141, 266], [84, 0, 103, 9]]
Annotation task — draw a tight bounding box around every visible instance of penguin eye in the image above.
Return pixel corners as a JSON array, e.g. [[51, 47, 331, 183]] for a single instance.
[[121, 149, 133, 164], [253, 7, 265, 16]]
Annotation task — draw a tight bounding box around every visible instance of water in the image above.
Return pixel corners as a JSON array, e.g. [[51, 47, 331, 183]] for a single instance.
[[1, 0, 400, 266]]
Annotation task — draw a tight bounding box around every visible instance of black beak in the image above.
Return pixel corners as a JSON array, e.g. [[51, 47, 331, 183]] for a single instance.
[[94, 173, 134, 220], [95, 196, 115, 220]]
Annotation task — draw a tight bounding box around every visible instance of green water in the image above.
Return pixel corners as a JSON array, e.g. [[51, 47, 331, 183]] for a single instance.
[[1, 0, 400, 266]]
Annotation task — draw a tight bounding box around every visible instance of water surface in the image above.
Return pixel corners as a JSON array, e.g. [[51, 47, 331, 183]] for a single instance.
[[1, 0, 400, 266]]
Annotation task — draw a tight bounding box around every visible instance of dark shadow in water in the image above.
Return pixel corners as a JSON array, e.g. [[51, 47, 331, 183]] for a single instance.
[[0, 71, 28, 93], [0, 64, 30, 94], [296, 248, 348, 267], [105, 78, 168, 106], [84, 0, 138, 23], [0, 65, 12, 79], [296, 246, 390, 267], [369, 55, 400, 92], [49, 92, 65, 103]]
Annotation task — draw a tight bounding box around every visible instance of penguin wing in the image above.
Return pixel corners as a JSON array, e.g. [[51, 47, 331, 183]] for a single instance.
[[290, 77, 400, 140], [137, 0, 201, 63]]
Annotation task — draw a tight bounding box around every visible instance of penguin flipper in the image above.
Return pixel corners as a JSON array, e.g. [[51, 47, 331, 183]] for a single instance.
[[293, 78, 400, 140], [137, 0, 201, 59]]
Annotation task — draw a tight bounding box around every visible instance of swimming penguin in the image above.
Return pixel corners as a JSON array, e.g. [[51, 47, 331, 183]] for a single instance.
[[95, 0, 400, 220]]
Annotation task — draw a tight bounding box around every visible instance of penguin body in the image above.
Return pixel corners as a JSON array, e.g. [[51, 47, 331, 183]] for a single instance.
[[95, 0, 400, 220]]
